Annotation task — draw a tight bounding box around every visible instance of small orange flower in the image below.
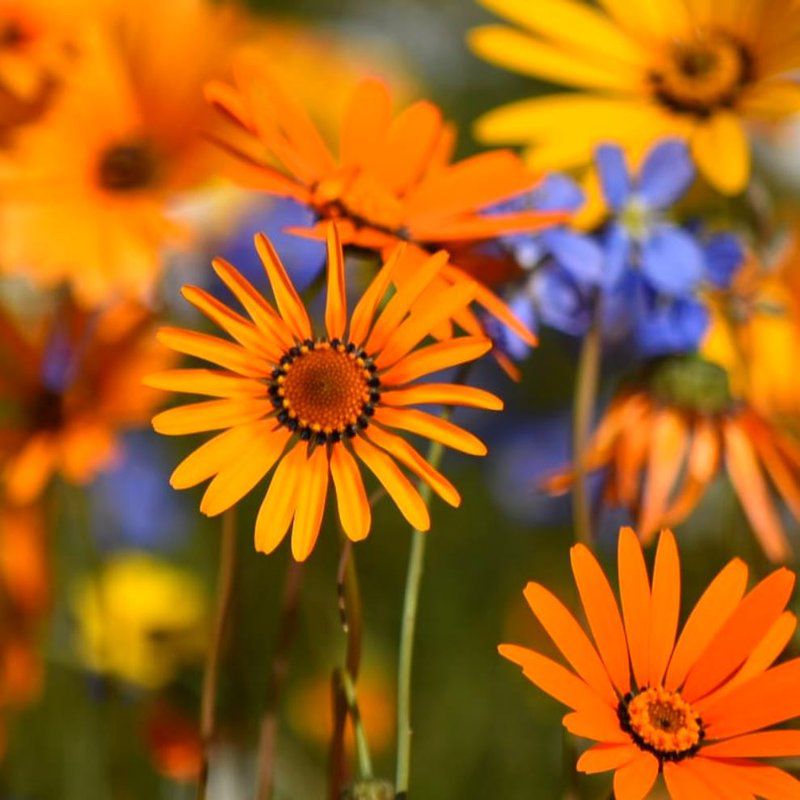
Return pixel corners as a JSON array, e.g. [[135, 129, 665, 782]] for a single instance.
[[0, 299, 171, 505], [206, 56, 565, 351], [501, 527, 800, 799], [0, 0, 247, 307], [148, 225, 502, 560], [546, 355, 800, 562]]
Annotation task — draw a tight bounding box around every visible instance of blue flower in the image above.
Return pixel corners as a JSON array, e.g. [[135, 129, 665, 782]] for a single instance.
[[596, 139, 705, 296]]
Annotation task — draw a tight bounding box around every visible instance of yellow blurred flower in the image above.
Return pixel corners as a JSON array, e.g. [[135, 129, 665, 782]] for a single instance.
[[72, 553, 208, 689], [704, 245, 800, 420], [470, 0, 800, 194]]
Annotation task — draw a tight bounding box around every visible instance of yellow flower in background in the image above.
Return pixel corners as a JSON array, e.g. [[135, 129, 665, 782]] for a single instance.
[[0, 300, 172, 506], [704, 244, 800, 420], [72, 553, 208, 689], [0, 0, 247, 307], [469, 0, 800, 194]]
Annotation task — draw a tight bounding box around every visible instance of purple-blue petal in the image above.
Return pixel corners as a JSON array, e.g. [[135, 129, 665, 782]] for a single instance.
[[638, 138, 695, 209], [540, 228, 605, 285], [595, 144, 631, 211], [703, 232, 744, 289], [599, 222, 631, 288], [640, 225, 705, 295], [636, 295, 710, 357], [532, 173, 585, 213], [532, 264, 593, 336]]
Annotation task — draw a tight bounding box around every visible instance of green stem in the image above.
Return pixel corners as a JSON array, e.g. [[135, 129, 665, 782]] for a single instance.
[[197, 508, 238, 800], [339, 668, 374, 780], [572, 297, 602, 545], [394, 435, 446, 797]]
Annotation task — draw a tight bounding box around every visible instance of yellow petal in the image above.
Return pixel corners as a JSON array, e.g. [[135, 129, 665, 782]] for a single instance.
[[691, 112, 750, 195]]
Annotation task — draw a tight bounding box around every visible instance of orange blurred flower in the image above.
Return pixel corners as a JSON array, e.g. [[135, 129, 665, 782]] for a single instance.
[[144, 700, 203, 783], [206, 57, 566, 351], [0, 0, 248, 307], [149, 226, 502, 560], [502, 527, 800, 799], [0, 299, 172, 505], [546, 355, 800, 562]]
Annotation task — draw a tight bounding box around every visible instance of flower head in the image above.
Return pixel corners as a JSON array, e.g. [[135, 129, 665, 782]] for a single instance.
[[149, 225, 502, 560], [470, 0, 800, 194], [501, 526, 800, 798], [546, 354, 800, 561], [206, 59, 565, 349]]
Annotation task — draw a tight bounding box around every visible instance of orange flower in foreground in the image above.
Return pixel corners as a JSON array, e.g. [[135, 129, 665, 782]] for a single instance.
[[0, 300, 171, 505], [0, 0, 247, 307], [148, 225, 502, 560], [546, 356, 800, 562], [502, 527, 800, 799], [206, 55, 566, 349]]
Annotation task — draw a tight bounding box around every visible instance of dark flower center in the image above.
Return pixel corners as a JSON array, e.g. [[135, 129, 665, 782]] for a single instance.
[[97, 142, 158, 192], [618, 688, 704, 762], [268, 338, 380, 445], [0, 21, 29, 49], [650, 29, 752, 116], [30, 388, 64, 432], [649, 354, 734, 415]]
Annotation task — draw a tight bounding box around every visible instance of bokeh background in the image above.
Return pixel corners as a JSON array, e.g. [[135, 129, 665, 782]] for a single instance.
[[1, 1, 799, 799]]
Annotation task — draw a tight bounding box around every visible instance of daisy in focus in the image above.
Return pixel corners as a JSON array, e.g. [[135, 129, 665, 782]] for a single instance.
[[502, 526, 800, 799], [0, 0, 247, 307], [546, 355, 800, 562], [469, 0, 800, 194], [205, 56, 567, 349], [148, 225, 502, 561], [0, 299, 171, 506]]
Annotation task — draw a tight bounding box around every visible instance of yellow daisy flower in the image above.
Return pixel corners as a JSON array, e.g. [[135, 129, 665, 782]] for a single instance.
[[148, 225, 502, 561], [469, 0, 800, 194]]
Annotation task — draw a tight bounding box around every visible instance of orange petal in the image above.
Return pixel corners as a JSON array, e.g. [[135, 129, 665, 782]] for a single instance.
[[211, 258, 295, 351], [3, 434, 56, 506], [181, 285, 281, 362], [562, 709, 630, 743], [373, 407, 487, 456], [379, 336, 492, 385], [702, 729, 800, 758], [617, 526, 651, 690], [375, 269, 477, 368], [665, 558, 749, 691], [152, 399, 271, 435], [340, 79, 392, 169], [697, 759, 800, 799], [324, 222, 347, 340], [724, 418, 791, 563], [350, 435, 430, 531], [381, 382, 503, 411], [662, 761, 718, 799], [254, 234, 313, 341], [497, 644, 608, 713], [199, 427, 289, 517], [330, 444, 371, 542], [682, 568, 795, 703], [576, 743, 639, 775], [612, 752, 659, 800], [570, 543, 631, 696], [522, 582, 617, 706], [410, 210, 565, 241], [365, 426, 460, 507], [637, 410, 688, 541], [290, 446, 329, 561], [676, 758, 756, 800], [648, 529, 681, 688], [170, 423, 268, 489], [157, 327, 272, 378], [349, 244, 404, 346], [145, 369, 266, 398], [254, 443, 304, 554]]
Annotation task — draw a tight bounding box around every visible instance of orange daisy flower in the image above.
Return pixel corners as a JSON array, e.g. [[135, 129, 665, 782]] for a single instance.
[[148, 225, 502, 561], [0, 299, 171, 506], [501, 527, 800, 799], [205, 55, 566, 351], [546, 355, 800, 562], [0, 1, 247, 307]]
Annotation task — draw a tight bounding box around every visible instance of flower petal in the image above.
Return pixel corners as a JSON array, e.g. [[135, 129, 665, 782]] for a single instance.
[[291, 446, 329, 561], [617, 526, 651, 690], [595, 144, 630, 211], [254, 442, 304, 554], [612, 752, 659, 800], [638, 138, 695, 208], [330, 444, 371, 542], [691, 112, 750, 195], [640, 225, 705, 295]]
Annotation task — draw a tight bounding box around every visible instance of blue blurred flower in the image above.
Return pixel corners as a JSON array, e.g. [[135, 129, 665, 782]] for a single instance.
[[597, 138, 705, 295]]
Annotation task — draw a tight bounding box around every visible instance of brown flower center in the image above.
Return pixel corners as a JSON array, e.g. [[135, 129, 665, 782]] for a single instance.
[[97, 141, 158, 192], [269, 339, 380, 445], [619, 687, 704, 762], [0, 20, 31, 49], [651, 30, 751, 116]]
